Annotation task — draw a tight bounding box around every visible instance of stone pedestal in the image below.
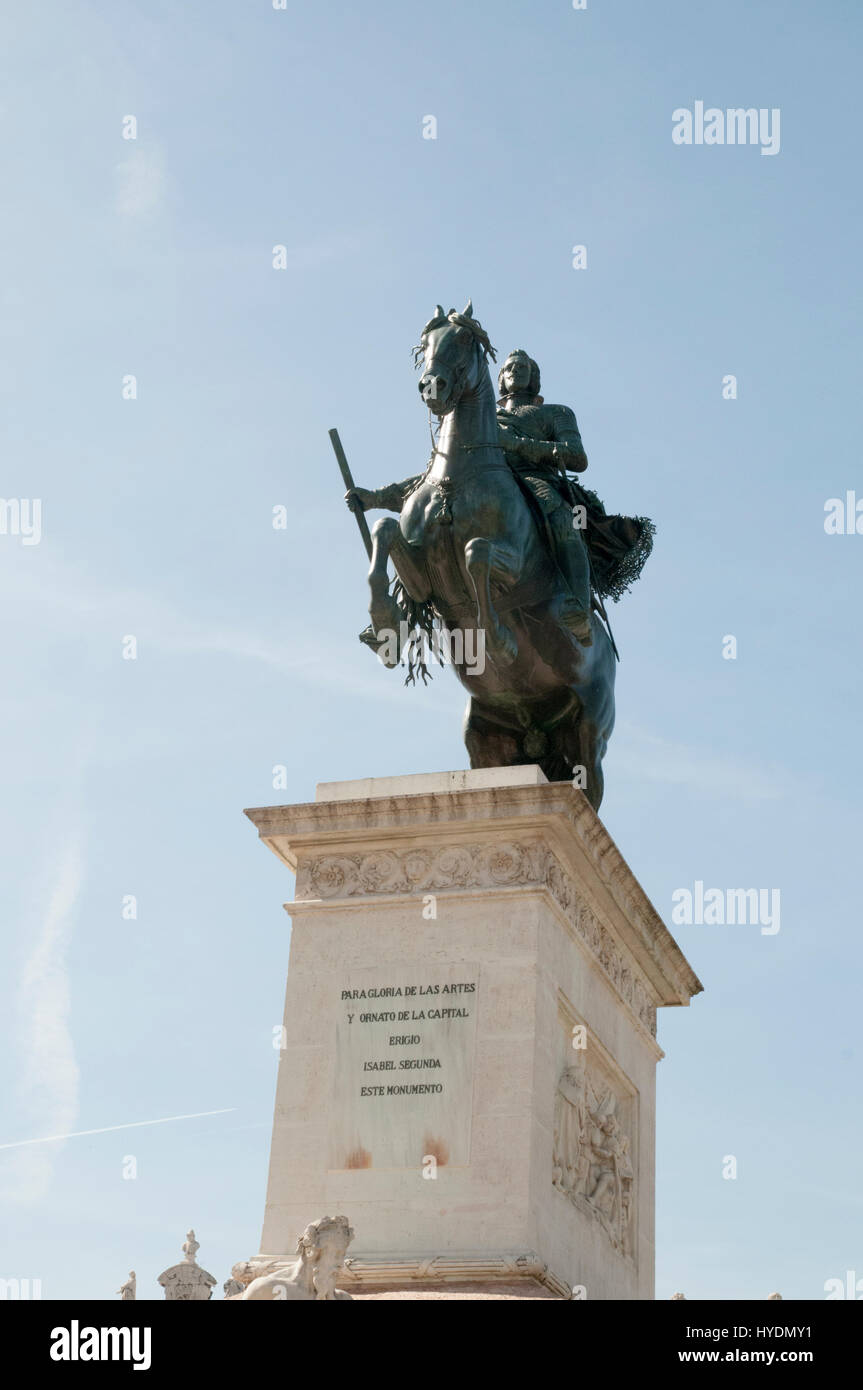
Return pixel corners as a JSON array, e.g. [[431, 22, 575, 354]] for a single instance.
[[244, 768, 701, 1300]]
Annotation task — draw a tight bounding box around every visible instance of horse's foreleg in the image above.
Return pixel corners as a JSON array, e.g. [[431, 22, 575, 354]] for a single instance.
[[464, 537, 519, 668]]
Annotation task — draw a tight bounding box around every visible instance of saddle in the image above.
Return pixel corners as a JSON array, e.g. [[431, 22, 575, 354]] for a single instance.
[[511, 467, 655, 603]]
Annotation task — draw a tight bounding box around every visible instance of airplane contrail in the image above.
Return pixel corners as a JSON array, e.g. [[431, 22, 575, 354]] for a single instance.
[[0, 1108, 237, 1150]]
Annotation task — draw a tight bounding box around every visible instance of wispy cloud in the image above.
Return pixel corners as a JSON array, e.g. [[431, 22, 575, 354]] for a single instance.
[[1, 837, 85, 1202], [0, 1107, 236, 1151], [0, 554, 321, 677], [0, 553, 421, 704], [611, 722, 783, 801]]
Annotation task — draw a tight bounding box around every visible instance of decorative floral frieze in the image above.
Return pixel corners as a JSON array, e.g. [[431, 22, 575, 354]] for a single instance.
[[295, 841, 657, 1036]]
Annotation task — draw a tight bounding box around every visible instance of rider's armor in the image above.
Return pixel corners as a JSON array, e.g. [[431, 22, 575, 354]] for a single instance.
[[495, 396, 593, 643]]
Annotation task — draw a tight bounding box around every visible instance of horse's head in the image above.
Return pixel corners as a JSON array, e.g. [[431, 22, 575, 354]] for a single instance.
[[414, 300, 497, 416]]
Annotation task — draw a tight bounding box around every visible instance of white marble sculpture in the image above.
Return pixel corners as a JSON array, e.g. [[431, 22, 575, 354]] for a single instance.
[[157, 1230, 217, 1301], [552, 1054, 634, 1255], [181, 1228, 200, 1263], [239, 1215, 355, 1301], [117, 1271, 136, 1301]]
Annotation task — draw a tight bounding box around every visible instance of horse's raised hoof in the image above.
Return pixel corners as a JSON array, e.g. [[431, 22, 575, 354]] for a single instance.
[[370, 595, 403, 637], [360, 622, 401, 668]]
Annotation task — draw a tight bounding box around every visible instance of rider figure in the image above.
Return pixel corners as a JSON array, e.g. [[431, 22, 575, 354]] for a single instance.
[[346, 348, 652, 648], [495, 349, 592, 643]]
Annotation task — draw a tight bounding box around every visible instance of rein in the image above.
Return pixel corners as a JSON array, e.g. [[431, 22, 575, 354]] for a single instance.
[[431, 442, 504, 460]]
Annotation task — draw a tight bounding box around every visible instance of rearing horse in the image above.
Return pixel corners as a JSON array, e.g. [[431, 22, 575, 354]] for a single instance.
[[366, 302, 616, 808]]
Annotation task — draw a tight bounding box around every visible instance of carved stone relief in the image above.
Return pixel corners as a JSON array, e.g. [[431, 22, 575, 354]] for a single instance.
[[295, 840, 657, 1037], [552, 1049, 635, 1257]]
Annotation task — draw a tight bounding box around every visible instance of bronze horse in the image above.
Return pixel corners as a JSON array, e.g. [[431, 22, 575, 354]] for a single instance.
[[363, 303, 616, 808]]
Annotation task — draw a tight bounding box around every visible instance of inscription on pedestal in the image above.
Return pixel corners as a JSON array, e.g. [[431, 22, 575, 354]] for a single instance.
[[328, 962, 480, 1170]]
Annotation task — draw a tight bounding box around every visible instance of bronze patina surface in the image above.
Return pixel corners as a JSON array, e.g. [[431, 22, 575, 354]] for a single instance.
[[340, 303, 653, 809]]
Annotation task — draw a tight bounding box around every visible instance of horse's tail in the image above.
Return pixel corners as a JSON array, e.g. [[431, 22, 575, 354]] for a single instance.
[[391, 578, 440, 687]]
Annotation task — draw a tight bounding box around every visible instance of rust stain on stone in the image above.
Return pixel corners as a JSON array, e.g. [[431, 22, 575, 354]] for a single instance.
[[344, 1146, 372, 1169], [423, 1136, 449, 1167]]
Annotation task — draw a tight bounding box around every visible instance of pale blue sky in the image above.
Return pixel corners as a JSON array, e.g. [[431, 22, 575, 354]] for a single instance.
[[1, 0, 861, 1300]]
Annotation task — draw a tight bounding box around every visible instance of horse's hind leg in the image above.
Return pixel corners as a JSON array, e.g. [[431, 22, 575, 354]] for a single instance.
[[464, 537, 518, 668], [463, 699, 521, 770], [555, 708, 611, 810], [575, 721, 607, 809]]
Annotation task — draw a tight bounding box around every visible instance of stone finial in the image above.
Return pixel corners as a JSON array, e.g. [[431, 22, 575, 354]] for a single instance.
[[239, 1215, 355, 1301], [117, 1271, 136, 1301], [182, 1228, 200, 1263], [157, 1230, 217, 1301]]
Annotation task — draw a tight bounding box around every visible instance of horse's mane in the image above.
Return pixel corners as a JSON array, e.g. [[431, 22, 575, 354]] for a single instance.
[[412, 302, 497, 368]]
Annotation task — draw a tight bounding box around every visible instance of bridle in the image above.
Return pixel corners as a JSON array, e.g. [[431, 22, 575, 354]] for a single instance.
[[421, 332, 501, 458]]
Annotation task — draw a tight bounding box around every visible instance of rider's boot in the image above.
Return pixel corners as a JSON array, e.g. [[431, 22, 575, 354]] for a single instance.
[[556, 528, 593, 646]]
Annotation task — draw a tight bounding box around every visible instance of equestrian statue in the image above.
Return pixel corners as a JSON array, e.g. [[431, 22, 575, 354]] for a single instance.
[[334, 302, 653, 810]]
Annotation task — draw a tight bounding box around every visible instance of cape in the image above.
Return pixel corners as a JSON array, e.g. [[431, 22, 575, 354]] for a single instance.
[[511, 467, 655, 602]]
